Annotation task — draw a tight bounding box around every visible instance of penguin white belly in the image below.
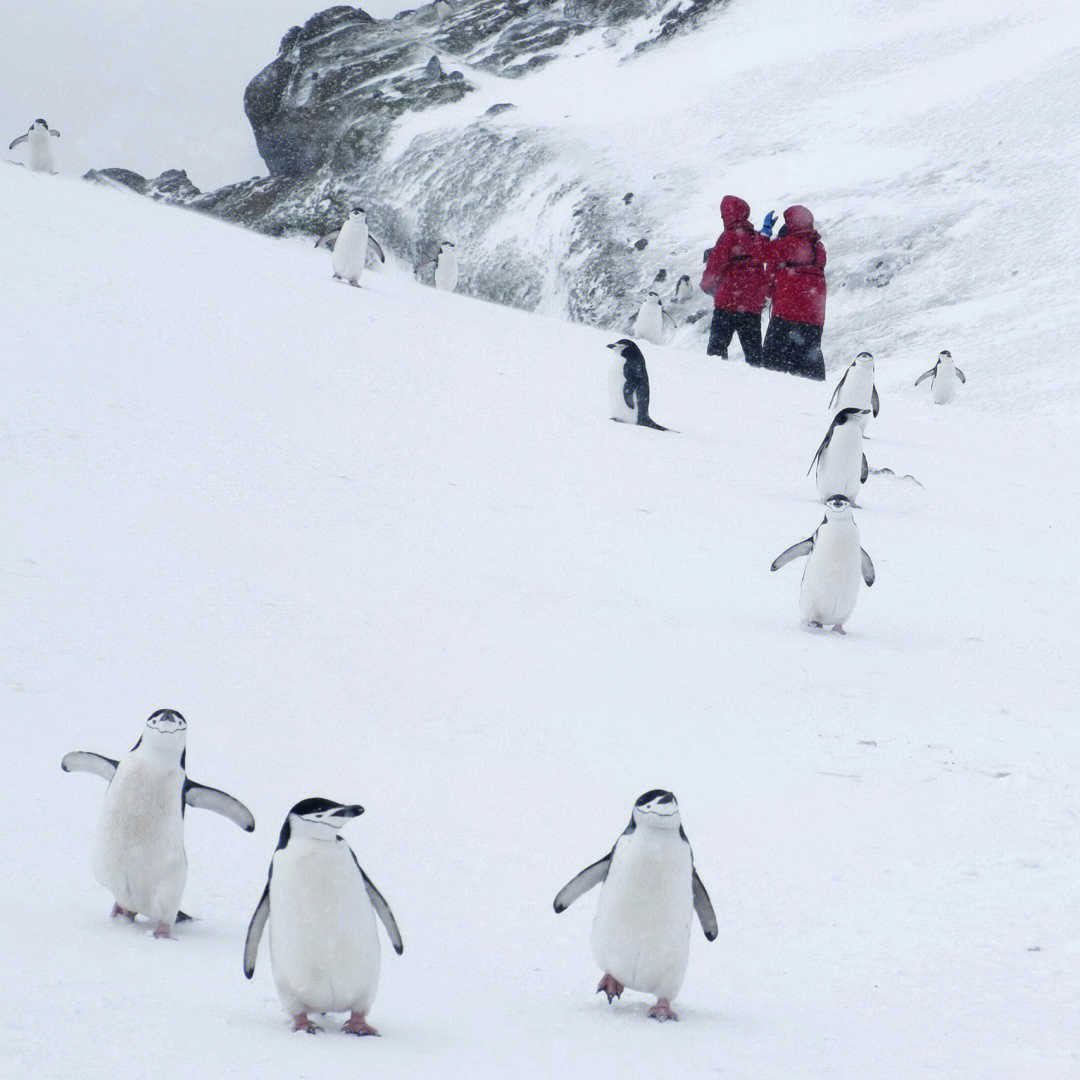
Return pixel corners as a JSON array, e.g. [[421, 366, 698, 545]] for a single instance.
[[92, 759, 186, 922], [835, 368, 873, 414], [932, 369, 956, 404], [434, 252, 458, 292], [28, 130, 55, 173], [269, 839, 380, 1016], [816, 425, 863, 503], [332, 220, 368, 282], [633, 302, 664, 346], [609, 360, 637, 422], [590, 833, 692, 1001], [800, 526, 860, 627]]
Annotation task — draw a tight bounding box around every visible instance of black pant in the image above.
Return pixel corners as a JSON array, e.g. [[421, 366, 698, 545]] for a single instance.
[[762, 316, 825, 380], [707, 309, 762, 365]]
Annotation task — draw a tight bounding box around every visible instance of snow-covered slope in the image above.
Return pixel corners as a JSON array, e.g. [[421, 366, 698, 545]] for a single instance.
[[2, 161, 1077, 1078]]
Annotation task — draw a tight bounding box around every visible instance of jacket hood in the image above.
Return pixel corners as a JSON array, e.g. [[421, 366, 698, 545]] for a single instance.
[[784, 204, 815, 230], [721, 195, 751, 228]]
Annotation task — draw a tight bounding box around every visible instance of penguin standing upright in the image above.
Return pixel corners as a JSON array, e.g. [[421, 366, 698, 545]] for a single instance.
[[671, 274, 694, 304], [554, 790, 717, 1022], [633, 292, 674, 346], [8, 119, 61, 173], [331, 207, 386, 286], [607, 339, 667, 430], [433, 242, 458, 292], [61, 709, 254, 937], [244, 798, 403, 1035], [808, 407, 871, 504], [915, 349, 966, 403], [829, 351, 879, 420], [771, 495, 875, 634]]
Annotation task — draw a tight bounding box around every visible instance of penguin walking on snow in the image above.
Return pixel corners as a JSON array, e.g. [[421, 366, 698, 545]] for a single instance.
[[771, 495, 875, 634], [554, 790, 717, 1022], [8, 119, 61, 173], [915, 349, 966, 403], [62, 709, 254, 938], [607, 339, 667, 430], [244, 798, 403, 1035], [829, 351, 879, 421], [330, 207, 386, 286], [808, 407, 871, 504], [671, 274, 694, 305], [633, 292, 676, 345]]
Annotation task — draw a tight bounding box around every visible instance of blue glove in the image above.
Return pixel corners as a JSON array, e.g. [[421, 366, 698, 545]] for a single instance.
[[760, 210, 777, 237]]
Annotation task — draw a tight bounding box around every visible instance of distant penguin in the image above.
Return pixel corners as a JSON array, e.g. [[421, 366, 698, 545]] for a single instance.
[[672, 274, 693, 304], [633, 291, 675, 345], [433, 241, 458, 292], [607, 339, 667, 430], [915, 349, 966, 403], [8, 118, 61, 173], [829, 351, 879, 422], [554, 790, 717, 1022], [244, 798, 403, 1035], [771, 495, 875, 634], [62, 709, 254, 938], [331, 207, 386, 287], [808, 407, 871, 504]]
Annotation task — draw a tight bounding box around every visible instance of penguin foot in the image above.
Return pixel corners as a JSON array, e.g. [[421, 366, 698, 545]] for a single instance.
[[831, 625, 846, 635], [647, 999, 678, 1022], [597, 974, 624, 1003], [342, 1012, 380, 1037], [152, 922, 172, 939], [292, 1014, 323, 1034], [110, 903, 135, 920]]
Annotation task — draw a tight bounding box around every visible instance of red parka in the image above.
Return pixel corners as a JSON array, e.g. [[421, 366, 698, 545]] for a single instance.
[[767, 205, 826, 327], [700, 196, 770, 314]]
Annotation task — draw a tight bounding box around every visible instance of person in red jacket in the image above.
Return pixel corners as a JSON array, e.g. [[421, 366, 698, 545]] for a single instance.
[[762, 205, 827, 380], [699, 196, 775, 364]]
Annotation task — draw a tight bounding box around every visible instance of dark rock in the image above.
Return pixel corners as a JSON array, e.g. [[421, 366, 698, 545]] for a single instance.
[[485, 102, 516, 115], [633, 238, 648, 251]]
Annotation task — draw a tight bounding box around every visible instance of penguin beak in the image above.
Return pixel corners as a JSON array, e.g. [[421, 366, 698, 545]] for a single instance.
[[334, 805, 364, 820]]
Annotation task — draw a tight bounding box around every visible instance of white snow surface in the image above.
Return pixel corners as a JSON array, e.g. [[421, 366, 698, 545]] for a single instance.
[[3, 1, 1080, 1076]]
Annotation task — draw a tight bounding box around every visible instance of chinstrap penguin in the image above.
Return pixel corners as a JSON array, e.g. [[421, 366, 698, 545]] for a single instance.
[[607, 339, 668, 430], [771, 495, 875, 634], [808, 407, 871, 504], [633, 291, 675, 345], [915, 349, 966, 403], [8, 119, 61, 173], [433, 242, 458, 292], [61, 709, 254, 938], [554, 790, 717, 1021], [331, 207, 386, 286], [829, 351, 879, 422], [671, 274, 694, 304], [244, 798, 403, 1035]]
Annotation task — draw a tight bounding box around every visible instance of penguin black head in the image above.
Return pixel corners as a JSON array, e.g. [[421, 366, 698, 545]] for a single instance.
[[607, 338, 643, 361], [825, 494, 853, 513], [833, 407, 871, 426], [350, 206, 366, 217], [440, 241, 455, 250], [289, 797, 364, 824], [632, 789, 681, 829], [145, 708, 187, 734], [34, 118, 49, 128], [856, 351, 873, 361], [939, 349, 952, 359]]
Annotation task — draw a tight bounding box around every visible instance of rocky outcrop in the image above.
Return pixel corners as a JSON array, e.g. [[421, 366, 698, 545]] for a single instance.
[[86, 1, 729, 331]]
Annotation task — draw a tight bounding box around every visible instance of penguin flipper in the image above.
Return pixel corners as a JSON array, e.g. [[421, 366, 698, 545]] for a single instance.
[[860, 548, 876, 587], [661, 309, 678, 331], [356, 860, 404, 955], [955, 367, 966, 383], [314, 230, 340, 250], [50, 129, 61, 138], [184, 780, 255, 832], [828, 368, 848, 410], [61, 751, 118, 781], [553, 854, 611, 912], [243, 881, 270, 978], [367, 235, 386, 263], [770, 537, 814, 572], [871, 385, 880, 417], [9, 134, 27, 150], [692, 869, 718, 941], [914, 368, 935, 387], [861, 453, 869, 483], [415, 258, 435, 278]]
